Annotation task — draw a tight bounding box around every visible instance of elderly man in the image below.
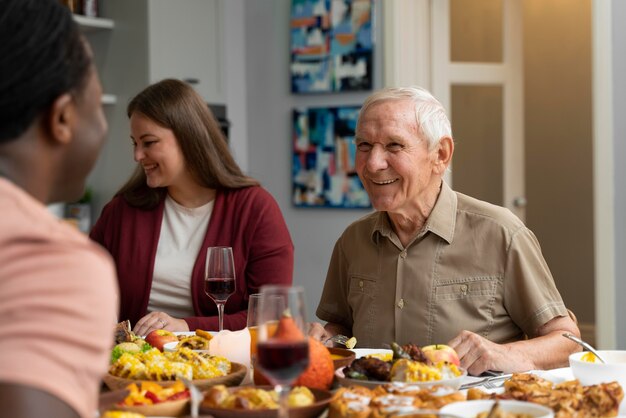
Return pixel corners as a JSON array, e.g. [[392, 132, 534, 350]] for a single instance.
[[311, 86, 580, 375], [0, 0, 118, 417]]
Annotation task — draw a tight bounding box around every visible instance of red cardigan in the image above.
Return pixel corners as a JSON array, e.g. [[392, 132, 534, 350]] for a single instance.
[[90, 186, 294, 331]]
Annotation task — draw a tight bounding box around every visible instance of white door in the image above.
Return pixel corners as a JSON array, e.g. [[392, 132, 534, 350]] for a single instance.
[[383, 0, 525, 220]]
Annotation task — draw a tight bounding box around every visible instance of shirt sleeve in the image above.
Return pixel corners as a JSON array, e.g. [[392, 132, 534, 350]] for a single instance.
[[316, 236, 354, 329], [503, 227, 568, 336]]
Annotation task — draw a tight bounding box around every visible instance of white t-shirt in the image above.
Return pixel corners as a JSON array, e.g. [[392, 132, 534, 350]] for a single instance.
[[148, 194, 213, 318]]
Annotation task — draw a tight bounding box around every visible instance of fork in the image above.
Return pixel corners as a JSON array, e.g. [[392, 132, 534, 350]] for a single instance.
[[325, 334, 352, 347], [180, 377, 203, 418], [483, 378, 506, 389]]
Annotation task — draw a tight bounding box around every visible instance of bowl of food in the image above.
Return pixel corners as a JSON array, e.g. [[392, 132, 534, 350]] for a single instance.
[[100, 381, 190, 417], [440, 400, 554, 418], [569, 350, 626, 387], [328, 347, 356, 369], [199, 385, 332, 418]]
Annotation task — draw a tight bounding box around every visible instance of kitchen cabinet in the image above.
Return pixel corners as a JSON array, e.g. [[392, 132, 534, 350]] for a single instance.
[[148, 0, 224, 103]]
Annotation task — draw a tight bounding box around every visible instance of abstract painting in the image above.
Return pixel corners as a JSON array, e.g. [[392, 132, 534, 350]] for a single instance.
[[290, 0, 373, 93], [292, 106, 371, 208]]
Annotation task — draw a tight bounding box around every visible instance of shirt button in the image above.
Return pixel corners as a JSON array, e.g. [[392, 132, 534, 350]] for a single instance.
[[400, 251, 407, 259], [461, 284, 468, 294], [397, 299, 405, 309], [359, 280, 364, 290]]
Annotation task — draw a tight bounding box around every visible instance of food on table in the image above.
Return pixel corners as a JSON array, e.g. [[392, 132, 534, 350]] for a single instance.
[[342, 342, 462, 383], [580, 352, 597, 363], [345, 336, 357, 349], [177, 335, 211, 350], [476, 401, 533, 418], [117, 381, 189, 406], [468, 373, 624, 418], [254, 313, 335, 390], [114, 320, 134, 344], [203, 384, 315, 410], [328, 383, 465, 418], [101, 412, 145, 418], [111, 341, 152, 363], [422, 344, 461, 367], [109, 346, 231, 381], [145, 329, 179, 351]]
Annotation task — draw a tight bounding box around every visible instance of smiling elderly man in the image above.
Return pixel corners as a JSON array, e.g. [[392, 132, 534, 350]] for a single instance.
[[310, 86, 580, 375]]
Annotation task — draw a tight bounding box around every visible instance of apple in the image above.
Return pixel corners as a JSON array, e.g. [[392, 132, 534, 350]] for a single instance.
[[145, 329, 178, 351], [422, 344, 460, 367]]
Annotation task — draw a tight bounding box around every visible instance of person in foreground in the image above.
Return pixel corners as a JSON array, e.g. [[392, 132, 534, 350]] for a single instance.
[[310, 86, 581, 375], [90, 79, 294, 336], [0, 1, 119, 417]]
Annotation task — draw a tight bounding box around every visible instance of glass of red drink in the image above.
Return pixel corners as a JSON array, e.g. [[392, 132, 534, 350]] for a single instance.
[[205, 246, 236, 331], [255, 285, 309, 418]]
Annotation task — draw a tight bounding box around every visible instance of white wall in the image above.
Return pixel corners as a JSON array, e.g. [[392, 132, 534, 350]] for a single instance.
[[612, 0, 626, 348], [242, 0, 383, 320]]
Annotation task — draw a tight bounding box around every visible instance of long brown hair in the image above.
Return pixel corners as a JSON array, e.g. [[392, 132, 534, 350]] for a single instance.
[[117, 79, 259, 209]]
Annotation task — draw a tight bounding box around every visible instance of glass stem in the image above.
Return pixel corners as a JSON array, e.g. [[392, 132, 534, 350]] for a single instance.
[[276, 384, 289, 418], [217, 302, 225, 331]]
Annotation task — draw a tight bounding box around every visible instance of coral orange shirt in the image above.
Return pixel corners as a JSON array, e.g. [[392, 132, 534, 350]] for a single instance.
[[0, 178, 119, 418]]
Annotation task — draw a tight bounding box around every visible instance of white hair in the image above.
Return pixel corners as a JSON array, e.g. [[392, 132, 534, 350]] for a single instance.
[[359, 86, 452, 149]]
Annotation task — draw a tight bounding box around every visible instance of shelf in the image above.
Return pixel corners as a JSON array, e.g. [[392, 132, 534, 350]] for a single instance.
[[101, 94, 117, 105], [73, 14, 115, 32]]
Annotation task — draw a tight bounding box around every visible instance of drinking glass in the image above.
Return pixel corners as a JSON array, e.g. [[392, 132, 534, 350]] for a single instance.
[[255, 285, 309, 418], [246, 293, 262, 357], [205, 246, 236, 331]]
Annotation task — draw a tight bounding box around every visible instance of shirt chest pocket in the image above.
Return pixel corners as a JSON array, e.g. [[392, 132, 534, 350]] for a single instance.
[[348, 275, 378, 299], [434, 277, 499, 301]]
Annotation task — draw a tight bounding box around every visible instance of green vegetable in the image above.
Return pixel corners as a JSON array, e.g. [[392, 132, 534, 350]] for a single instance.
[[391, 342, 411, 360], [110, 342, 141, 363]]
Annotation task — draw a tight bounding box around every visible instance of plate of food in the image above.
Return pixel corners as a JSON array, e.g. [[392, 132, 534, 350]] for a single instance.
[[99, 381, 190, 417], [102, 362, 248, 390], [336, 342, 466, 390], [440, 399, 554, 418], [199, 384, 332, 418]]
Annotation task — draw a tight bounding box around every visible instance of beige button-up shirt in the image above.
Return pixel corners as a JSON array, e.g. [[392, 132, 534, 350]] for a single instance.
[[316, 182, 568, 348]]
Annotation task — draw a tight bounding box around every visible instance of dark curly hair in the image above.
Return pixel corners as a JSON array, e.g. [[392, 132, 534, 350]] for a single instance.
[[0, 0, 91, 142]]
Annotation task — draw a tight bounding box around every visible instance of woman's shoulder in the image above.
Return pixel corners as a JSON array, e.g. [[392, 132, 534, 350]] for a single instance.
[[220, 186, 277, 206]]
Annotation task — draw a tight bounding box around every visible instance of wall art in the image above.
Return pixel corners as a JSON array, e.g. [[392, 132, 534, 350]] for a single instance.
[[290, 0, 373, 93], [292, 105, 371, 208]]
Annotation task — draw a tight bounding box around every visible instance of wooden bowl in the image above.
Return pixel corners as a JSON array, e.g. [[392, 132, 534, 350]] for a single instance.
[[199, 385, 332, 418], [328, 347, 356, 369], [106, 396, 189, 417], [102, 362, 247, 391]]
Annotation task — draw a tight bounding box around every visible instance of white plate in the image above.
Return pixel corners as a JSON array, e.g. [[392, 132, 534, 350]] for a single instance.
[[350, 348, 393, 359], [440, 400, 554, 418], [335, 366, 467, 390], [163, 331, 217, 352]]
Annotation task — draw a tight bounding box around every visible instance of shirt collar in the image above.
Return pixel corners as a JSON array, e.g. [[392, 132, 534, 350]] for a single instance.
[[371, 181, 457, 245]]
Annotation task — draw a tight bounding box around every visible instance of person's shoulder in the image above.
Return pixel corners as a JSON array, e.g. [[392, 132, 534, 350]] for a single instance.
[[338, 210, 379, 240], [455, 191, 525, 232], [221, 186, 280, 209]]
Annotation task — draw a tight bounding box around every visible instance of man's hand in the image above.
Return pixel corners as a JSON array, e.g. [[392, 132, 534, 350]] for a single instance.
[[448, 330, 534, 375], [448, 315, 581, 375], [308, 322, 332, 343]]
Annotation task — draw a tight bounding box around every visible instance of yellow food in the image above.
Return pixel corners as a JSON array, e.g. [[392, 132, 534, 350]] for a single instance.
[[108, 346, 231, 381], [120, 381, 187, 406], [345, 336, 357, 349], [101, 412, 145, 418], [203, 384, 314, 410], [581, 352, 597, 363]]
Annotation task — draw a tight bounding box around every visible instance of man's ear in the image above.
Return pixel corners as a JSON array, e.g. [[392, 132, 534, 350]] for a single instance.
[[433, 136, 454, 175], [46, 93, 75, 146]]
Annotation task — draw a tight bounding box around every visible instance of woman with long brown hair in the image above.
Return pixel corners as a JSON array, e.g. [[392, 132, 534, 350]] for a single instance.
[[91, 79, 293, 335]]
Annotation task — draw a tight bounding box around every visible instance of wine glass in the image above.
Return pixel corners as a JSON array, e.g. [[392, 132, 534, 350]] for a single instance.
[[255, 285, 309, 418], [205, 246, 236, 331]]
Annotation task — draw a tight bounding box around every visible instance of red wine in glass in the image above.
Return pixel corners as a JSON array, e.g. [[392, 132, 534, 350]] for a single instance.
[[205, 277, 235, 302], [256, 340, 309, 384], [205, 246, 236, 331]]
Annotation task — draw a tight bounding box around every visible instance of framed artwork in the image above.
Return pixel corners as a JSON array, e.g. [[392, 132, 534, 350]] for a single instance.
[[292, 106, 371, 208], [290, 0, 373, 93]]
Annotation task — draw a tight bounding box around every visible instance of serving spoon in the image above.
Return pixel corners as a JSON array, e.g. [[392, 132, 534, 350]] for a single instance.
[[562, 333, 607, 363]]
